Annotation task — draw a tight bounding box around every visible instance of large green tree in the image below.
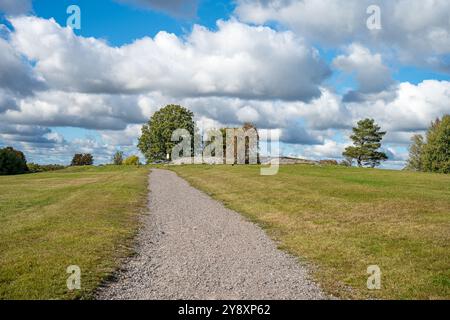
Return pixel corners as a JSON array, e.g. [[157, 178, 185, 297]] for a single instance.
[[0, 147, 29, 175], [138, 105, 195, 163], [343, 118, 388, 168], [421, 115, 450, 174]]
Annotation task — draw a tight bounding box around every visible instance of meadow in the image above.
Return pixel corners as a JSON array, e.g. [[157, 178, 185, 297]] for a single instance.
[[1, 164, 449, 300], [0, 166, 149, 299], [170, 164, 450, 299]]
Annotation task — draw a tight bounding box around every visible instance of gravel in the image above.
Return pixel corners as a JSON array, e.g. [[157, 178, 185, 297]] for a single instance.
[[96, 169, 326, 300]]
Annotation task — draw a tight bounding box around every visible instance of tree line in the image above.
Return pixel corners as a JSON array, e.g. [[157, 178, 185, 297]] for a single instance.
[[406, 115, 449, 174], [0, 103, 448, 174]]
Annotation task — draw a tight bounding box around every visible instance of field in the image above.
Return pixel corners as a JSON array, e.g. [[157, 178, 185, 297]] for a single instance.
[[170, 164, 450, 299], [0, 166, 149, 299]]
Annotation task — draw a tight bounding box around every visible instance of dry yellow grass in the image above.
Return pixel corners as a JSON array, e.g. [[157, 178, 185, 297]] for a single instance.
[[0, 166, 149, 300], [170, 164, 450, 299]]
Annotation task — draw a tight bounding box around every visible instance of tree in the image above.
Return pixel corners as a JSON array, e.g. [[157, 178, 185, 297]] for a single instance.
[[0, 147, 29, 175], [71, 153, 94, 166], [343, 118, 388, 168], [405, 134, 425, 171], [220, 123, 261, 164], [112, 151, 124, 165], [123, 155, 140, 166], [138, 105, 195, 163], [422, 115, 450, 173]]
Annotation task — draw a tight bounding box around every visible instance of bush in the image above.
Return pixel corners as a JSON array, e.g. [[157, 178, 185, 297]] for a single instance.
[[71, 153, 94, 166], [123, 155, 140, 166], [0, 147, 29, 175], [28, 163, 66, 173]]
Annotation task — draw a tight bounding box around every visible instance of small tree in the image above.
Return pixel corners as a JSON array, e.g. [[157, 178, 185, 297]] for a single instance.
[[422, 115, 450, 173], [123, 155, 140, 166], [112, 151, 124, 165], [343, 118, 388, 168], [71, 154, 83, 166], [405, 134, 425, 171], [71, 153, 94, 166], [138, 105, 195, 163], [0, 147, 29, 175]]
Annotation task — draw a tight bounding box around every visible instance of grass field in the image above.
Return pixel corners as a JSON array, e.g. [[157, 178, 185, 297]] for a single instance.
[[0, 166, 149, 300], [170, 164, 450, 299]]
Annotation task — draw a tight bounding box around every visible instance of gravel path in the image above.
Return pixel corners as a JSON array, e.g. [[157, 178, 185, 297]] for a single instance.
[[97, 169, 326, 300]]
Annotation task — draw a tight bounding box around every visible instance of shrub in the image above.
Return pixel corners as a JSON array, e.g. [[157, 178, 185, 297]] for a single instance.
[[28, 163, 66, 173], [71, 153, 94, 166], [123, 155, 140, 166], [0, 147, 29, 175]]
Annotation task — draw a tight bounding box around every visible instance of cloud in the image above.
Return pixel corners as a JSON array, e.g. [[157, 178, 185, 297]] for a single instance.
[[0, 123, 64, 147], [9, 16, 330, 101], [299, 140, 349, 160], [280, 123, 323, 145], [115, 0, 198, 18], [235, 0, 450, 73], [0, 37, 45, 96], [346, 80, 450, 135], [0, 0, 32, 15], [333, 44, 395, 101], [0, 91, 147, 130]]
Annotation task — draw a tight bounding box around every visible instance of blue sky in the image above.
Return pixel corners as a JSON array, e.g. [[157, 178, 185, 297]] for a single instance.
[[0, 0, 449, 169]]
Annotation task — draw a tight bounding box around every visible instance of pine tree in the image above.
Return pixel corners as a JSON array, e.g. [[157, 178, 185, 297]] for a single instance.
[[343, 118, 388, 168]]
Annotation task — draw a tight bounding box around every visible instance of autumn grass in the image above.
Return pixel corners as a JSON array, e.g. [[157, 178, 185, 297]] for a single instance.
[[169, 164, 450, 300], [0, 165, 149, 300]]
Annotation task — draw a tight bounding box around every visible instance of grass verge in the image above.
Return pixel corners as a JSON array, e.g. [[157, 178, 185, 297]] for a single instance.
[[0, 165, 149, 299], [169, 164, 450, 299]]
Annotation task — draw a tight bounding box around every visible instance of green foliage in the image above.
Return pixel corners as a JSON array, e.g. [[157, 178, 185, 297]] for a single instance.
[[0, 147, 29, 175], [138, 105, 195, 163], [123, 155, 140, 166], [405, 134, 425, 171], [71, 153, 94, 166], [112, 151, 124, 165], [27, 163, 66, 173], [421, 115, 450, 174], [343, 118, 388, 168]]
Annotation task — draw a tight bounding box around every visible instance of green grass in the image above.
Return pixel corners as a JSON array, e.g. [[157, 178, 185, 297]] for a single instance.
[[169, 164, 450, 300], [0, 165, 149, 300]]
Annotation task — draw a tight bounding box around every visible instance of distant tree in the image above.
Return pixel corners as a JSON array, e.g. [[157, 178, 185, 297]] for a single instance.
[[220, 123, 261, 164], [421, 115, 450, 174], [0, 147, 29, 175], [71, 154, 83, 166], [138, 105, 195, 163], [81, 154, 94, 166], [343, 118, 388, 168], [71, 153, 94, 166], [405, 134, 425, 171], [123, 155, 140, 166], [28, 163, 66, 173], [112, 151, 124, 165]]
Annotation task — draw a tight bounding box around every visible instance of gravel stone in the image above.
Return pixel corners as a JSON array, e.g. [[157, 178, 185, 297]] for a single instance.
[[96, 169, 326, 300]]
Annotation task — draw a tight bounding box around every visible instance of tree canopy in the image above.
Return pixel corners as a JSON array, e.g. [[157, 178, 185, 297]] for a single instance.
[[71, 153, 94, 166], [411, 115, 450, 174], [138, 104, 195, 163], [0, 147, 29, 175], [342, 118, 388, 168]]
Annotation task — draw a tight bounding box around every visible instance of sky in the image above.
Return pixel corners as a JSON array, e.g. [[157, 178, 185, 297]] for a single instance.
[[0, 0, 449, 169]]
